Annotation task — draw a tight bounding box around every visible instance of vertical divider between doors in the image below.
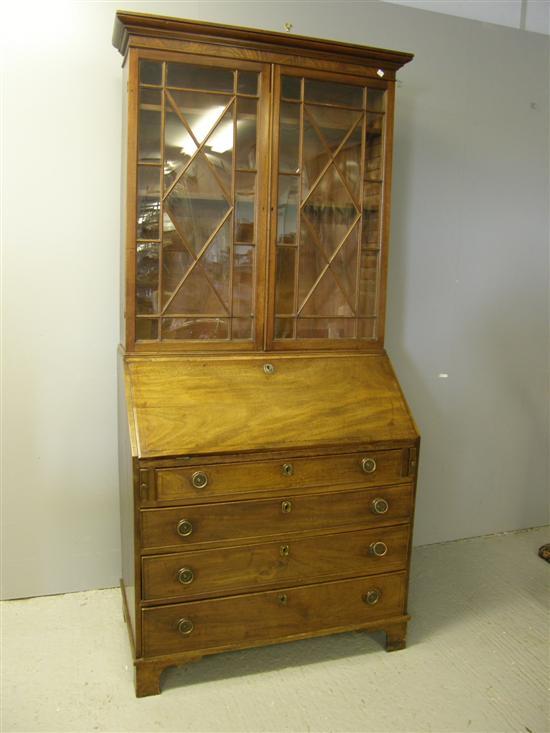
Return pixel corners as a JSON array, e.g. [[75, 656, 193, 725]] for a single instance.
[[264, 64, 280, 352]]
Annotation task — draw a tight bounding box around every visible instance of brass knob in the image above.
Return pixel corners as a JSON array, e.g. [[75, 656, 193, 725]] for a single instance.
[[281, 500, 293, 514], [363, 588, 382, 605], [278, 593, 288, 605], [280, 544, 290, 557], [191, 471, 208, 489], [371, 497, 389, 515], [369, 541, 388, 557], [177, 567, 194, 585], [177, 618, 194, 636], [282, 463, 294, 477], [176, 519, 193, 537], [263, 363, 275, 375], [361, 457, 377, 474]]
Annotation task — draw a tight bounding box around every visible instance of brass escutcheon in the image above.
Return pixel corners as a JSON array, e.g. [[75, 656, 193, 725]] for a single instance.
[[176, 519, 193, 537], [278, 593, 288, 605], [281, 500, 293, 514], [191, 471, 208, 489], [177, 618, 194, 635], [177, 567, 194, 585], [363, 588, 381, 605], [282, 463, 294, 477], [369, 541, 388, 557], [371, 497, 389, 515], [263, 363, 275, 375], [280, 544, 290, 557], [361, 457, 377, 474]]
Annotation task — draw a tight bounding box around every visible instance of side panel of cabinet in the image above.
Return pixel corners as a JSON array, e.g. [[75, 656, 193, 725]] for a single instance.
[[124, 47, 272, 352]]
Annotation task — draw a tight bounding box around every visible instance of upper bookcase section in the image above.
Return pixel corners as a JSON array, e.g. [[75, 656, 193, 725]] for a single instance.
[[113, 12, 414, 78]]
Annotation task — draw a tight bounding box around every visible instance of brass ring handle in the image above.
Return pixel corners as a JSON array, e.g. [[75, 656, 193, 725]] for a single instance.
[[177, 618, 194, 636], [177, 567, 194, 585], [281, 500, 293, 514], [282, 463, 294, 477], [363, 588, 382, 605], [369, 541, 388, 557], [361, 457, 377, 474], [191, 471, 208, 489], [371, 497, 389, 515], [176, 519, 193, 537]]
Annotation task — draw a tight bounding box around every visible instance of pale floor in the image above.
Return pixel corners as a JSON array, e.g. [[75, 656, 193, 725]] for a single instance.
[[1, 527, 548, 733]]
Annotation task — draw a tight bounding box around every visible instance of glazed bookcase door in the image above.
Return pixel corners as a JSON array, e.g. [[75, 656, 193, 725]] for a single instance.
[[130, 51, 270, 351], [268, 66, 393, 351]]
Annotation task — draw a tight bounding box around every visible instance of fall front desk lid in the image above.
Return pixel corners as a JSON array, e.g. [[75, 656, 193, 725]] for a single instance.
[[124, 354, 418, 459]]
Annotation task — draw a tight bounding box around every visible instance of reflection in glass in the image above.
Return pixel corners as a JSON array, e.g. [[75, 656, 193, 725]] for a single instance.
[[167, 63, 233, 92], [164, 154, 230, 256], [236, 98, 257, 169], [301, 268, 353, 317], [279, 103, 300, 173], [162, 317, 230, 339], [137, 166, 160, 239], [162, 214, 194, 305], [235, 173, 255, 243], [296, 318, 355, 338], [305, 79, 363, 108], [238, 71, 258, 95], [302, 113, 329, 198], [274, 317, 294, 339], [275, 247, 296, 315], [164, 97, 196, 187], [232, 317, 253, 339], [334, 123, 363, 201], [277, 176, 299, 245], [165, 265, 227, 315], [136, 242, 159, 314], [169, 91, 232, 146], [140, 60, 162, 86]]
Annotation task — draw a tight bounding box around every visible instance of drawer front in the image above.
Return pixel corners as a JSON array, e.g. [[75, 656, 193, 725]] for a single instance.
[[142, 571, 407, 656], [142, 524, 410, 601], [153, 449, 408, 503], [140, 484, 412, 551]]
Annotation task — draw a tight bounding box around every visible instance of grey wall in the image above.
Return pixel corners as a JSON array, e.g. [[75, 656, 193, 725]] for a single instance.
[[1, 1, 548, 600]]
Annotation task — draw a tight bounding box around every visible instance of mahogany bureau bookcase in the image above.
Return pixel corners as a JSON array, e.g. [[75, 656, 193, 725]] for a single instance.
[[113, 11, 419, 697]]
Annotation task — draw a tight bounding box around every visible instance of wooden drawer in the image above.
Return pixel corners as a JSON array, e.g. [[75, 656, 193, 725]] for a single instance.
[[140, 483, 412, 552], [148, 449, 409, 504], [142, 524, 410, 602], [142, 571, 407, 656]]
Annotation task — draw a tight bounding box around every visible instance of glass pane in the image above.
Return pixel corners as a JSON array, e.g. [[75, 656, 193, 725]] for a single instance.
[[275, 317, 294, 339], [233, 245, 254, 316], [232, 317, 253, 339], [367, 88, 385, 112], [235, 173, 255, 243], [140, 60, 162, 86], [303, 164, 358, 259], [136, 242, 159, 314], [165, 265, 227, 315], [162, 216, 194, 305], [164, 96, 196, 187], [331, 224, 359, 305], [200, 217, 232, 309], [358, 251, 379, 316], [362, 184, 380, 246], [167, 63, 234, 92], [305, 79, 363, 108], [302, 112, 330, 199], [136, 318, 159, 340], [164, 154, 230, 256], [137, 166, 160, 239], [306, 105, 361, 155], [138, 88, 161, 162], [301, 268, 354, 317], [238, 71, 258, 95], [298, 220, 325, 307], [367, 113, 384, 136], [236, 98, 257, 169], [169, 91, 232, 145], [279, 102, 300, 173], [296, 318, 355, 338], [281, 76, 301, 100], [365, 132, 383, 181], [162, 317, 229, 339], [275, 247, 296, 315], [358, 318, 377, 340], [277, 176, 299, 245], [334, 123, 363, 202]]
